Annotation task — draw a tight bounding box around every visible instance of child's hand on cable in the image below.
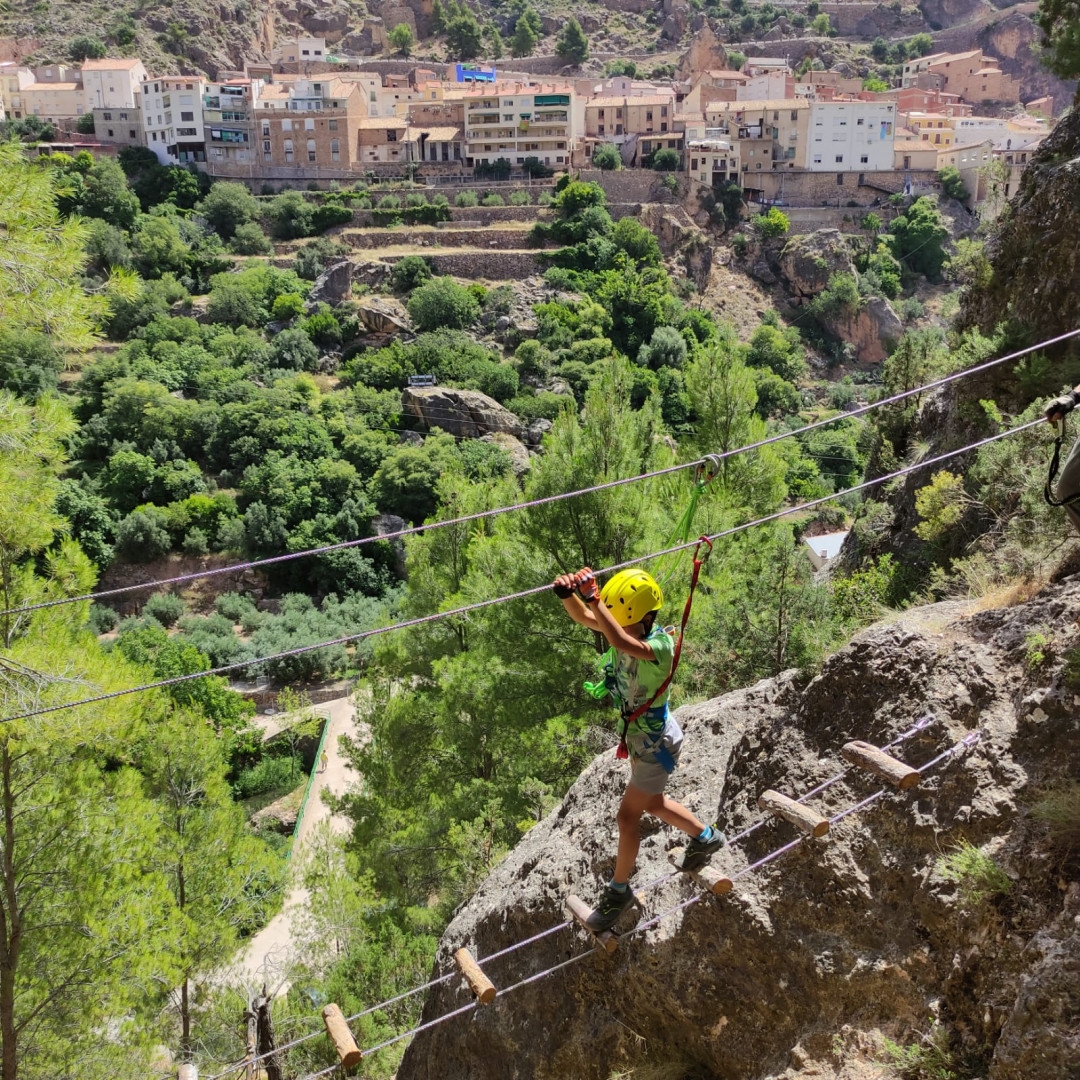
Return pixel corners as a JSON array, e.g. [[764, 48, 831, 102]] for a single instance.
[[552, 573, 577, 599], [574, 568, 599, 604]]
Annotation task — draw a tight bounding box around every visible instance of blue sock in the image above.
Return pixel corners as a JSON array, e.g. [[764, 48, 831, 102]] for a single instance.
[[608, 879, 628, 893], [696, 825, 714, 842]]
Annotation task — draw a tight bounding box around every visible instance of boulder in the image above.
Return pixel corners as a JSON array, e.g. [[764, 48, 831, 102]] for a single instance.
[[662, 5, 690, 40], [397, 579, 1080, 1080], [403, 387, 525, 440], [370, 512, 408, 575], [822, 295, 904, 364], [749, 259, 778, 285], [307, 260, 353, 307], [481, 432, 531, 477], [299, 5, 351, 38], [778, 229, 857, 296], [525, 417, 553, 447], [677, 22, 727, 79], [358, 298, 410, 335]]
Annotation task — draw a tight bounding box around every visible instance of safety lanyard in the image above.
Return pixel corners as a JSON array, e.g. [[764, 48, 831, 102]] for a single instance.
[[616, 536, 712, 760], [655, 455, 721, 586], [1044, 418, 1080, 507]]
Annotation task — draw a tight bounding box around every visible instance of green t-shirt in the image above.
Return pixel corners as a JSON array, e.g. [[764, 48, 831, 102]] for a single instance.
[[612, 627, 675, 737]]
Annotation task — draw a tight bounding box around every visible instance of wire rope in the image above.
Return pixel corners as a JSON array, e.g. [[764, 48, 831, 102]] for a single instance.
[[8, 327, 1075, 621], [3, 415, 1044, 726]]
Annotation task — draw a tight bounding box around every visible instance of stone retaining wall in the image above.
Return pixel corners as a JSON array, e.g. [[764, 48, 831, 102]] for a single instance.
[[579, 169, 678, 204], [382, 250, 545, 279], [340, 227, 536, 250]]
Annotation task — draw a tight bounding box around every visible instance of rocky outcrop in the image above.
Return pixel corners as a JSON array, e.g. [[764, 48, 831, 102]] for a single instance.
[[480, 432, 531, 477], [307, 260, 353, 308], [677, 23, 727, 80], [778, 229, 857, 297], [358, 298, 410, 335], [398, 580, 1080, 1080], [918, 0, 987, 30], [823, 295, 903, 364], [962, 106, 1080, 343], [403, 387, 525, 440]]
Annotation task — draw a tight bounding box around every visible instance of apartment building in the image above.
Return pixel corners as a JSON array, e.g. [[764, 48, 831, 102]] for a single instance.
[[705, 99, 811, 173], [737, 70, 794, 101], [951, 113, 1048, 146], [140, 75, 207, 164], [460, 83, 583, 169], [93, 104, 142, 148], [404, 99, 464, 164], [202, 77, 262, 168], [683, 117, 741, 183], [877, 86, 971, 117], [901, 49, 1019, 103], [807, 100, 895, 171], [901, 111, 954, 147], [681, 69, 749, 112], [255, 77, 364, 171], [585, 91, 676, 144], [22, 64, 85, 120], [81, 57, 146, 111], [0, 63, 34, 118], [271, 37, 330, 64]]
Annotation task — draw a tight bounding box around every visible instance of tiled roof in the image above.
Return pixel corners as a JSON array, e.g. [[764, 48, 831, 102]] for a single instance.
[[81, 57, 143, 70]]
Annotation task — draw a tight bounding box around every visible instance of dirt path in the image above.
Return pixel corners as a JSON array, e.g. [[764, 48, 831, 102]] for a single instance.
[[235, 694, 364, 989]]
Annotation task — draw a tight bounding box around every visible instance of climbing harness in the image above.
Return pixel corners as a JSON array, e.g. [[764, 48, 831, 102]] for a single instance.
[[1043, 416, 1080, 508], [610, 535, 712, 761]]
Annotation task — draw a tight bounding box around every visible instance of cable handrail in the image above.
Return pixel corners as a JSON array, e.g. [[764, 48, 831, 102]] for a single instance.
[[7, 327, 1075, 621], [2, 416, 1045, 727]]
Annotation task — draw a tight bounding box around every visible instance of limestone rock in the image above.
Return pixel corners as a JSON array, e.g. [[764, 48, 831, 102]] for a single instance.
[[918, 0, 984, 30], [778, 229, 857, 296], [480, 432, 531, 476], [750, 259, 778, 285], [398, 579, 1080, 1080], [525, 417, 553, 447], [299, 5, 351, 38], [358, 298, 410, 335], [662, 5, 690, 41], [307, 260, 353, 307], [822, 295, 903, 364], [677, 22, 727, 80], [370, 512, 408, 575], [403, 387, 525, 439]]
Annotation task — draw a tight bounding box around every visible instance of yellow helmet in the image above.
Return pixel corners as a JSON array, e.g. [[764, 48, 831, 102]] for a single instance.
[[600, 569, 664, 627]]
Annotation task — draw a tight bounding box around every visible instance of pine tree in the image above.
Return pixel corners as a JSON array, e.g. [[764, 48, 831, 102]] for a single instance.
[[486, 24, 504, 59], [556, 16, 589, 64], [511, 8, 539, 56], [445, 6, 483, 58]]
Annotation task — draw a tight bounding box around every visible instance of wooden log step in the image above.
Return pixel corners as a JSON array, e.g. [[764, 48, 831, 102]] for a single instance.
[[322, 1003, 362, 1068], [842, 740, 920, 790], [668, 849, 734, 895], [565, 893, 618, 953], [453, 946, 497, 1004], [757, 789, 830, 838]]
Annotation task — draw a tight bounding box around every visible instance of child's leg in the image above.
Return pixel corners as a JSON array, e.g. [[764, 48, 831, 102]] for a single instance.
[[612, 784, 654, 883], [644, 793, 706, 838]]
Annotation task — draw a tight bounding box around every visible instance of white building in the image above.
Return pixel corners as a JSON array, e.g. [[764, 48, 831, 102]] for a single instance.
[[737, 70, 793, 102], [803, 531, 848, 571], [462, 83, 584, 169], [141, 75, 208, 164], [80, 57, 147, 111], [807, 100, 895, 171], [952, 114, 1048, 146], [271, 36, 329, 64]]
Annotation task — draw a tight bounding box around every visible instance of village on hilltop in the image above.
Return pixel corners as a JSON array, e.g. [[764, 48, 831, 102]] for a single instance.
[[0, 37, 1054, 210]]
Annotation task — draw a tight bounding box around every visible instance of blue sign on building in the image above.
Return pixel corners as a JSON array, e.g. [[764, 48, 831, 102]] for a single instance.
[[455, 63, 496, 83]]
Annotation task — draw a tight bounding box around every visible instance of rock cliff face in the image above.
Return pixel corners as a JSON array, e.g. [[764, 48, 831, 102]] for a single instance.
[[778, 230, 856, 297], [402, 386, 526, 440], [398, 581, 1080, 1080]]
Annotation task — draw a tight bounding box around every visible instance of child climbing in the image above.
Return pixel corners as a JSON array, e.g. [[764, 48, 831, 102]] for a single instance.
[[553, 566, 724, 932], [1045, 385, 1080, 534]]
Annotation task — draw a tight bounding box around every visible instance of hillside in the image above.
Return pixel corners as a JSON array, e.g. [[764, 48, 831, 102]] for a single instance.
[[397, 584, 1080, 1080]]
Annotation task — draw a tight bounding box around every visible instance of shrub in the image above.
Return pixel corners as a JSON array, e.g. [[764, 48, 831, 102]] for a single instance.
[[272, 292, 306, 321], [509, 189, 531, 205], [455, 190, 479, 208], [637, 325, 688, 370], [900, 296, 924, 323], [272, 327, 320, 371], [143, 592, 185, 627], [182, 527, 210, 556], [393, 255, 434, 292], [267, 190, 315, 240], [378, 194, 401, 210], [652, 147, 680, 171], [732, 233, 749, 258], [937, 164, 970, 203], [196, 182, 261, 239], [404, 192, 428, 208], [936, 840, 1011, 907], [312, 202, 353, 233], [481, 193, 505, 206], [301, 305, 343, 348], [88, 604, 119, 634], [537, 191, 555, 207], [233, 754, 302, 800], [115, 507, 172, 561], [230, 222, 273, 255], [592, 143, 621, 170], [69, 35, 107, 60], [407, 277, 481, 332], [753, 207, 790, 237], [877, 1023, 964, 1080], [1032, 783, 1080, 854]]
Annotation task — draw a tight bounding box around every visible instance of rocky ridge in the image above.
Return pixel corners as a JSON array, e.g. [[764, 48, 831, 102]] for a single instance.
[[398, 580, 1080, 1080]]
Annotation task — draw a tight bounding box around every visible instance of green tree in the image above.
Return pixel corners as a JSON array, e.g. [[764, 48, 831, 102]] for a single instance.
[[75, 112, 96, 135], [407, 276, 481, 332], [728, 51, 747, 70], [907, 31, 934, 57], [592, 143, 621, 170], [486, 24, 504, 59], [69, 35, 107, 60], [811, 11, 832, 33], [745, 322, 808, 382], [77, 157, 141, 229], [195, 181, 261, 239], [870, 35, 889, 61], [652, 147, 680, 171], [445, 8, 483, 58], [938, 164, 970, 202], [131, 215, 189, 278], [753, 206, 790, 237], [1037, 0, 1080, 73], [511, 13, 539, 56], [863, 76, 889, 92], [556, 17, 589, 63], [389, 22, 415, 57], [889, 196, 950, 281]]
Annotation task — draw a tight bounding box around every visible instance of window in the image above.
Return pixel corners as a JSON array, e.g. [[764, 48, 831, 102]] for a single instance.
[[661, 122, 668, 132], [178, 127, 197, 136], [103, 111, 113, 121], [284, 139, 293, 161], [282, 119, 292, 131], [387, 129, 398, 141], [331, 138, 339, 161], [857, 117, 864, 126], [162, 95, 171, 107], [837, 172, 844, 183], [598, 125, 605, 135], [106, 128, 114, 137], [773, 111, 779, 120], [691, 158, 698, 170], [646, 110, 653, 121], [307, 139, 316, 162], [860, 154, 868, 163], [328, 118, 337, 131], [661, 106, 668, 117], [835, 155, 843, 163], [503, 114, 513, 120], [262, 122, 270, 136], [151, 131, 157, 141], [791, 110, 798, 120], [263, 139, 271, 153], [305, 117, 315, 131], [813, 154, 822, 164], [181, 111, 193, 121], [129, 129, 136, 139]]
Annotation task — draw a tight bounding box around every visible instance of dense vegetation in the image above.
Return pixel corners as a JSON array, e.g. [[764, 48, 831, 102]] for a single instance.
[[1, 94, 1073, 1076]]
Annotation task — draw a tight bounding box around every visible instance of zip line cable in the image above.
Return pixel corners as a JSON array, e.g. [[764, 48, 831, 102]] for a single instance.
[[1, 415, 1045, 726], [7, 327, 1076, 622], [200, 714, 937, 1080], [289, 731, 980, 1079]]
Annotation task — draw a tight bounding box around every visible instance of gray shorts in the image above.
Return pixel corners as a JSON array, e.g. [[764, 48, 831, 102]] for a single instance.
[[1056, 433, 1080, 536], [626, 718, 684, 795]]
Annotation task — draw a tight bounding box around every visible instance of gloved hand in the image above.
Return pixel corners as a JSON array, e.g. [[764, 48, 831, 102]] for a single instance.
[[552, 573, 576, 599], [574, 567, 599, 603], [1046, 390, 1079, 423]]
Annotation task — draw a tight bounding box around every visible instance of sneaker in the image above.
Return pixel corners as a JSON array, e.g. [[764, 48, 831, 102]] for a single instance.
[[585, 884, 635, 933], [681, 827, 726, 873]]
